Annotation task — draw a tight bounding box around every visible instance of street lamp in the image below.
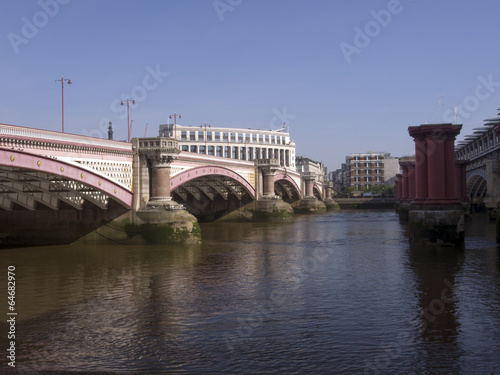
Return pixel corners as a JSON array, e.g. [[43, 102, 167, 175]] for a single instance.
[[169, 113, 181, 138], [120, 98, 135, 143], [55, 75, 71, 132]]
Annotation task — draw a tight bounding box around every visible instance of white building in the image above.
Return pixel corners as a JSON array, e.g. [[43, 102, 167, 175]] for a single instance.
[[159, 124, 296, 168], [296, 156, 327, 183]]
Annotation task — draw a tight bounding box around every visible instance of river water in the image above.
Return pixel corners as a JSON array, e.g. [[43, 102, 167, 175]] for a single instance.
[[1, 210, 500, 374]]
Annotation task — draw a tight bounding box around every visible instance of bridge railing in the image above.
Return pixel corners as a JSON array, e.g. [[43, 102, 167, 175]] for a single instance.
[[0, 123, 132, 153]]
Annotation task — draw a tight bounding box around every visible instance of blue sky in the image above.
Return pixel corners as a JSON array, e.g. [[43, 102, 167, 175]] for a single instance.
[[1, 0, 500, 171]]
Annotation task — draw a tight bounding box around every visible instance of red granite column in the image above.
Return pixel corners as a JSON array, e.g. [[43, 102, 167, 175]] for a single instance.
[[395, 174, 402, 199], [408, 163, 416, 200], [461, 162, 468, 200], [455, 160, 468, 200], [401, 164, 409, 200], [444, 135, 458, 201], [414, 136, 428, 202], [426, 136, 446, 202]]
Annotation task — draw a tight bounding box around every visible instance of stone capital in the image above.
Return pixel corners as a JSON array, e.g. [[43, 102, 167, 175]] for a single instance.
[[138, 137, 180, 167]]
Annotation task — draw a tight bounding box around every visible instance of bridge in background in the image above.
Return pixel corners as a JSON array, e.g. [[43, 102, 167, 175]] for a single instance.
[[455, 108, 500, 212]]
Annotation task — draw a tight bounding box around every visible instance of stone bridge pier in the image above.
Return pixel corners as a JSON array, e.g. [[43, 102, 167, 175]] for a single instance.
[[291, 172, 326, 213], [246, 158, 294, 221], [406, 123, 465, 246], [88, 137, 202, 245]]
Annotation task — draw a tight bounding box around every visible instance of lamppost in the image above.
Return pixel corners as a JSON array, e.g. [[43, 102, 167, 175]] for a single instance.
[[169, 113, 181, 139], [55, 75, 71, 132], [121, 97, 135, 143]]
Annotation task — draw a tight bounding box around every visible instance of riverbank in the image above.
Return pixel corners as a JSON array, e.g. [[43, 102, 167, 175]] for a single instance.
[[334, 197, 396, 209]]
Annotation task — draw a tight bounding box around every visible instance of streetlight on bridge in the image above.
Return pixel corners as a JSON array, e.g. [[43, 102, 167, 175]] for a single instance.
[[121, 97, 135, 143], [55, 75, 72, 133]]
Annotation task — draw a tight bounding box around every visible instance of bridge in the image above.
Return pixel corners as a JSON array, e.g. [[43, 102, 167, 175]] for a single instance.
[[0, 123, 333, 246], [455, 107, 500, 214]]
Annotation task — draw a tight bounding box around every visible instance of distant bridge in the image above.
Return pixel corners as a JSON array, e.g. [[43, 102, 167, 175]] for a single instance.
[[455, 112, 500, 210]]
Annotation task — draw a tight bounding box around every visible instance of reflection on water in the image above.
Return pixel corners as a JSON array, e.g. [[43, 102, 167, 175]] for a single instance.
[[0, 211, 499, 374]]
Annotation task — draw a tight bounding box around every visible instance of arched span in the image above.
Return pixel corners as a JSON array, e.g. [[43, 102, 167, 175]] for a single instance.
[[466, 169, 487, 184], [0, 149, 133, 208], [274, 173, 302, 199], [170, 165, 255, 199], [313, 183, 323, 201]]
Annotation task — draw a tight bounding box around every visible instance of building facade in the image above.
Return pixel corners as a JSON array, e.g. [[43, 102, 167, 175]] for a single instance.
[[159, 124, 296, 168], [346, 152, 399, 190], [296, 156, 327, 183]]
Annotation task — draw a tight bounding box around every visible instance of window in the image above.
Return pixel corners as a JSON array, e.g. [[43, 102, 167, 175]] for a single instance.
[[253, 134, 257, 143], [231, 133, 236, 142], [189, 131, 196, 141], [207, 131, 212, 141], [181, 131, 187, 141], [259, 135, 263, 143], [198, 131, 204, 141], [181, 145, 188, 151], [215, 132, 220, 141]]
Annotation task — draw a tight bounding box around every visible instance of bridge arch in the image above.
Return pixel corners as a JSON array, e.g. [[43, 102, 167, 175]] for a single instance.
[[170, 165, 255, 198], [170, 165, 256, 220], [0, 149, 133, 210], [467, 171, 487, 198], [313, 183, 323, 201], [274, 173, 302, 203]]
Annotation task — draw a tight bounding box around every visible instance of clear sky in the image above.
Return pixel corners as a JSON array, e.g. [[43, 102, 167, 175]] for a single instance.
[[1, 0, 500, 172]]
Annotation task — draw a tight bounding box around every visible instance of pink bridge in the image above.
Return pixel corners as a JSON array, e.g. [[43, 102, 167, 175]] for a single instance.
[[0, 124, 324, 213]]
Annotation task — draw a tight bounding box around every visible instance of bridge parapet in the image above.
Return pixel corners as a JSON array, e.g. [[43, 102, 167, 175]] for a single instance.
[[0, 123, 134, 190], [0, 123, 132, 156]]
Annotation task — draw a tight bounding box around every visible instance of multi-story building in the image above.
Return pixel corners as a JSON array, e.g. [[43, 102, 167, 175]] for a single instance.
[[296, 156, 327, 183], [159, 124, 296, 168], [346, 152, 399, 190]]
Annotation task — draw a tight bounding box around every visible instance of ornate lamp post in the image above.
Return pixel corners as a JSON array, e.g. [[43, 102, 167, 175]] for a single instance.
[[55, 75, 71, 133], [121, 97, 135, 143]]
